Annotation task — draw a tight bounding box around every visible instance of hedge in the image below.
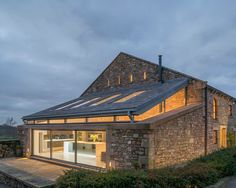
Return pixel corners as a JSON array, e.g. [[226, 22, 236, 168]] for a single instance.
[[56, 147, 236, 188]]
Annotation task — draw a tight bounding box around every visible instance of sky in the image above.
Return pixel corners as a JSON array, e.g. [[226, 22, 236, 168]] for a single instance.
[[0, 0, 236, 124]]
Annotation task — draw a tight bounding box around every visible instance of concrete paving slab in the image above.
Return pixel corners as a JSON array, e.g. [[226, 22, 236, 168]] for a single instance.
[[0, 157, 69, 188]]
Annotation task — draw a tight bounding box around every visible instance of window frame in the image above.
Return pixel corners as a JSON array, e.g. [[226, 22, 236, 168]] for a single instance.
[[212, 98, 218, 120], [129, 74, 133, 83], [213, 130, 218, 144]]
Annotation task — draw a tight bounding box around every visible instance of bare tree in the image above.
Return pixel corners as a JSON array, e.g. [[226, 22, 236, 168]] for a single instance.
[[5, 117, 16, 126]]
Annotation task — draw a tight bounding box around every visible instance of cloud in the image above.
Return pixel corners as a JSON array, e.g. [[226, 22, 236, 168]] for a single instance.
[[0, 0, 236, 123]]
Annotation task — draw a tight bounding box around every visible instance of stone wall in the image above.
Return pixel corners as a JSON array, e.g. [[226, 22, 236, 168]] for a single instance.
[[17, 125, 31, 157], [0, 140, 20, 158], [82, 53, 185, 96], [149, 107, 205, 168], [207, 89, 236, 152], [109, 129, 151, 169]]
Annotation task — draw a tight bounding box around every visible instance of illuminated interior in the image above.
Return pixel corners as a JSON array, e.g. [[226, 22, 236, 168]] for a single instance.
[[143, 71, 147, 80], [33, 130, 106, 168], [213, 98, 218, 119], [129, 74, 133, 83], [118, 76, 121, 85], [135, 103, 162, 121]]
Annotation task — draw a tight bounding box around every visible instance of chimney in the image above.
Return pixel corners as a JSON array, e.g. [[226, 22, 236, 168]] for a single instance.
[[158, 55, 163, 83]]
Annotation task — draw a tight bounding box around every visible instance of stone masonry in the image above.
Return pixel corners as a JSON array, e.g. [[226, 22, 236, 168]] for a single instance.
[[109, 129, 151, 169], [82, 52, 185, 96], [149, 106, 205, 168]]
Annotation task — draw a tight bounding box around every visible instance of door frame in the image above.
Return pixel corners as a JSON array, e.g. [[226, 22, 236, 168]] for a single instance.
[[220, 126, 227, 148]]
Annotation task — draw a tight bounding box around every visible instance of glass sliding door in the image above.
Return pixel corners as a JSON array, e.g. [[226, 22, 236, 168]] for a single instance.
[[32, 129, 107, 168], [33, 130, 51, 158], [76, 131, 106, 168], [51, 130, 75, 163]]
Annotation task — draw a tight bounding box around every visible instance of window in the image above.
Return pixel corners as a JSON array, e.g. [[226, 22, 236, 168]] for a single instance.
[[90, 94, 121, 106], [49, 119, 65, 124], [33, 130, 107, 168], [118, 76, 121, 85], [114, 91, 145, 103], [107, 79, 110, 87], [35, 120, 48, 124], [66, 118, 86, 123], [129, 74, 133, 83], [159, 101, 165, 113], [71, 97, 100, 109], [213, 130, 218, 144], [115, 116, 130, 122], [134, 103, 163, 121], [229, 105, 233, 117], [143, 71, 147, 80], [27, 120, 35, 124], [87, 116, 114, 123], [55, 100, 83, 110], [213, 98, 218, 120]]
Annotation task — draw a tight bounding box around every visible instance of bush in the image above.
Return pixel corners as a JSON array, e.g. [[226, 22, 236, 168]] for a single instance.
[[56, 147, 236, 188]]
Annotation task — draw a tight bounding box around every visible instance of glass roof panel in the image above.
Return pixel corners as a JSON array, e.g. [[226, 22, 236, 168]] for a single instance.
[[114, 91, 146, 103], [55, 100, 83, 110], [90, 94, 121, 106], [71, 97, 100, 109]]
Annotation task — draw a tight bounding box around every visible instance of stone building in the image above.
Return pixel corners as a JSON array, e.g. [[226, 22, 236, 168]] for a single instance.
[[21, 52, 236, 169]]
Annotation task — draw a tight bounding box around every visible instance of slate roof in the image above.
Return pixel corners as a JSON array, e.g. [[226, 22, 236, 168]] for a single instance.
[[23, 78, 188, 120]]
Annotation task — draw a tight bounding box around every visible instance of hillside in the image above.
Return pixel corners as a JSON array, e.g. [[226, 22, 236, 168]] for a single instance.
[[0, 124, 17, 140]]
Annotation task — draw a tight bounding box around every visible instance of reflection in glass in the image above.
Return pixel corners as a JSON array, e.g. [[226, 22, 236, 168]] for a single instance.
[[33, 130, 51, 158], [77, 131, 106, 168], [52, 131, 75, 163], [33, 130, 106, 168]]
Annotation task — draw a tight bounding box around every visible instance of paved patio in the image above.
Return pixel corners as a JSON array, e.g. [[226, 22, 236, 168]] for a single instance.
[[0, 157, 69, 187]]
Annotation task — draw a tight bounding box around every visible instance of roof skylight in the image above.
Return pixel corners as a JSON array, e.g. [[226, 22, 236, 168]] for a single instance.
[[90, 94, 121, 106], [55, 100, 83, 110], [114, 91, 146, 103], [71, 97, 100, 109]]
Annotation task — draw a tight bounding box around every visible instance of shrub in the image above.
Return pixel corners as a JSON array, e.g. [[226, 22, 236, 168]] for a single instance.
[[56, 147, 236, 188]]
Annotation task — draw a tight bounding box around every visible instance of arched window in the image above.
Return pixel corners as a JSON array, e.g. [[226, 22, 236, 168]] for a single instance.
[[213, 98, 218, 120]]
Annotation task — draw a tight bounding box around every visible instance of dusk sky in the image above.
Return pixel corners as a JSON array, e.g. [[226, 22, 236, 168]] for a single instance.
[[0, 0, 236, 124]]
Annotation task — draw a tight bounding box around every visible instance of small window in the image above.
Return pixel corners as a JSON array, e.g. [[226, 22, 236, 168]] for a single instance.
[[143, 71, 147, 80], [118, 76, 121, 85], [229, 105, 233, 117], [107, 79, 110, 87], [114, 91, 145, 103], [129, 74, 133, 83], [213, 130, 218, 144], [213, 98, 218, 120], [159, 101, 165, 113]]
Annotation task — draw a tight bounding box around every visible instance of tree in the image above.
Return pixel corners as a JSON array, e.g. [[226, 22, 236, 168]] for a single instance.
[[5, 117, 16, 126]]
